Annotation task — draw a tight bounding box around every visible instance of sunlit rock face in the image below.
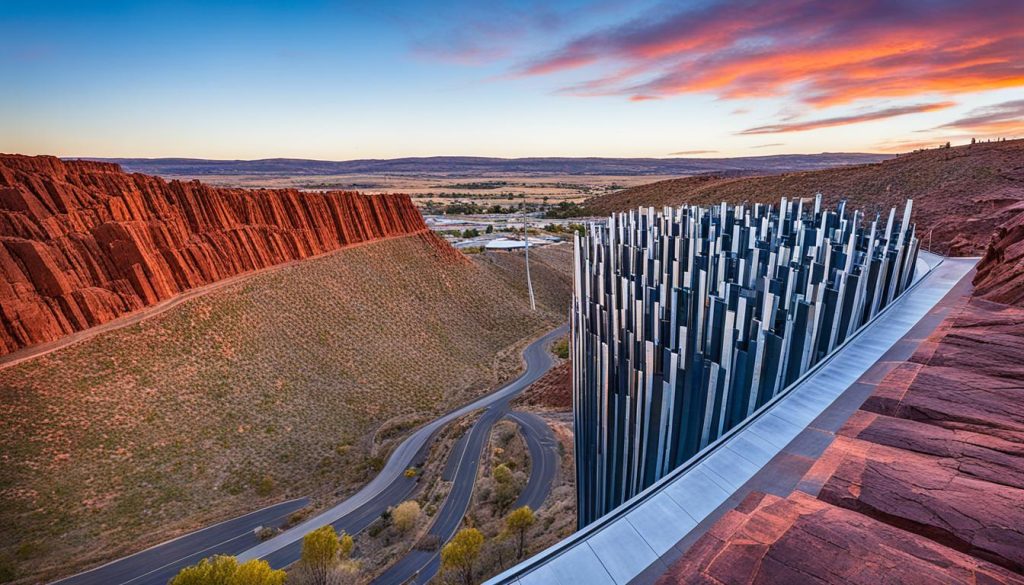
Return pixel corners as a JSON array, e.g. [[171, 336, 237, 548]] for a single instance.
[[0, 154, 432, 356], [572, 196, 919, 527]]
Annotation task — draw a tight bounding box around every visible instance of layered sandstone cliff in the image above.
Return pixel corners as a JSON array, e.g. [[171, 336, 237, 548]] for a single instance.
[[0, 154, 431, 355], [974, 206, 1024, 306]]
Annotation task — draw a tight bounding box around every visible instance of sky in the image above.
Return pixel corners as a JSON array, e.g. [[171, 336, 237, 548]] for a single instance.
[[1, 0, 1022, 159]]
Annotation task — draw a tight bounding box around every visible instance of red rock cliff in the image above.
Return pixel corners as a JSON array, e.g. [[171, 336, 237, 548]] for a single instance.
[[0, 154, 431, 355]]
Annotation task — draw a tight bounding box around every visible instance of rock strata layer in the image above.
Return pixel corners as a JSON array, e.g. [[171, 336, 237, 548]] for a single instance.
[[660, 237, 1024, 582], [0, 154, 431, 355]]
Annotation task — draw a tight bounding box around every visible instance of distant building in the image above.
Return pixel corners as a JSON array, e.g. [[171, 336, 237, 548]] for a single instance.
[[484, 237, 552, 250], [572, 196, 919, 527]]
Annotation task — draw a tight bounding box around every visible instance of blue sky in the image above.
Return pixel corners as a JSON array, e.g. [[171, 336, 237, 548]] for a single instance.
[[2, 0, 1022, 159]]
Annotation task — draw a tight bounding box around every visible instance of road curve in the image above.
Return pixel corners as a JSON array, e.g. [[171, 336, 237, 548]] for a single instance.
[[369, 408, 561, 585], [50, 324, 566, 585], [508, 411, 559, 512], [53, 498, 310, 585], [241, 324, 568, 565]]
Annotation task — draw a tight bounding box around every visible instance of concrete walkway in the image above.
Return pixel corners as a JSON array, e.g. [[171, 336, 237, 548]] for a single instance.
[[486, 253, 977, 585]]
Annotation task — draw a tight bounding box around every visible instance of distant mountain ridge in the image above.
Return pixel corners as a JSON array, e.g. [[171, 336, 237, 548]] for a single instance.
[[82, 153, 892, 177]]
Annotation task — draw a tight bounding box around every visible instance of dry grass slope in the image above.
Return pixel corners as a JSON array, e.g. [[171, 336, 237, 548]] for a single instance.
[[0, 235, 572, 584], [586, 140, 1024, 255]]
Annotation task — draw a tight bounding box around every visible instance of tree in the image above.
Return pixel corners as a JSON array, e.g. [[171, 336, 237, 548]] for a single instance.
[[229, 559, 286, 585], [505, 506, 536, 559], [492, 463, 519, 513], [392, 500, 421, 533], [169, 555, 284, 585], [300, 525, 341, 585], [485, 224, 494, 234], [441, 528, 484, 585], [170, 555, 237, 585]]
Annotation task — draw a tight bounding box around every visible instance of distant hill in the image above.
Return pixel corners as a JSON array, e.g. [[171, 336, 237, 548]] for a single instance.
[[83, 153, 892, 178], [584, 139, 1024, 256]]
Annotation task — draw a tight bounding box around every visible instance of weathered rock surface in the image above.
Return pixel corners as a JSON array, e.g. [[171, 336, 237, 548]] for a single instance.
[[818, 435, 1024, 571], [0, 154, 431, 355], [975, 207, 1024, 306], [657, 491, 1024, 585], [663, 244, 1024, 581]]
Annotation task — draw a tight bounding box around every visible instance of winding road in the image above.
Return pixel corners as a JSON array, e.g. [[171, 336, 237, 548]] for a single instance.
[[54, 325, 566, 585], [369, 408, 559, 585]]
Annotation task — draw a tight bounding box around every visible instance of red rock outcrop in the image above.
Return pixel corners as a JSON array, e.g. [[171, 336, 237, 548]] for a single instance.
[[657, 491, 1024, 585], [0, 154, 434, 356], [662, 251, 1024, 581], [974, 207, 1024, 306]]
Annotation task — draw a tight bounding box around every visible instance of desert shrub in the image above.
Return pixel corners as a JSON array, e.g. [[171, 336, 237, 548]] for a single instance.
[[551, 337, 570, 359], [491, 464, 521, 513], [392, 500, 421, 533], [300, 525, 340, 582], [285, 508, 312, 528], [169, 555, 284, 585], [288, 563, 360, 585], [414, 533, 441, 551], [255, 476, 275, 496]]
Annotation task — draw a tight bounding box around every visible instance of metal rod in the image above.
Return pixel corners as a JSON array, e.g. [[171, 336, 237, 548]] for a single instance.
[[523, 195, 536, 311]]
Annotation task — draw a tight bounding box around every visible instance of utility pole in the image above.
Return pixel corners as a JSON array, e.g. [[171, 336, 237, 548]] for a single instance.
[[523, 194, 536, 311]]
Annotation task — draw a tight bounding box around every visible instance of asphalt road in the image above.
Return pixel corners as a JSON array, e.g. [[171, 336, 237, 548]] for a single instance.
[[370, 407, 560, 585], [508, 411, 558, 512], [53, 324, 566, 585], [53, 498, 310, 585]]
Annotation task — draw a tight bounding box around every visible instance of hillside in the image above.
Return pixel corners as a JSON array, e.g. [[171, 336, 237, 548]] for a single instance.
[[0, 154, 426, 356], [585, 140, 1024, 255], [93, 153, 891, 178], [0, 234, 572, 583]]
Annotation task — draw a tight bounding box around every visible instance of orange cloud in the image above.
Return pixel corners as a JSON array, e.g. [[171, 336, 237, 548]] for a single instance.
[[519, 1, 1024, 108]]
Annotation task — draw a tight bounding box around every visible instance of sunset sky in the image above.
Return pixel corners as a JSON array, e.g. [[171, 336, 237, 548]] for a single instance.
[[2, 0, 1022, 159]]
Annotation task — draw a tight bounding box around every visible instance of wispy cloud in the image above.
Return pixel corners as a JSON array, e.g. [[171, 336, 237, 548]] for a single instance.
[[668, 150, 718, 156], [408, 1, 572, 65], [738, 102, 956, 134], [515, 0, 1024, 107], [751, 143, 785, 149], [934, 99, 1024, 136]]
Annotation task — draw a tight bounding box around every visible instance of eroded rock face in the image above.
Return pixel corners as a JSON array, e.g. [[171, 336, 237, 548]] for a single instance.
[[975, 207, 1024, 306], [657, 491, 1024, 585], [0, 154, 431, 355], [662, 267, 1024, 582]]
